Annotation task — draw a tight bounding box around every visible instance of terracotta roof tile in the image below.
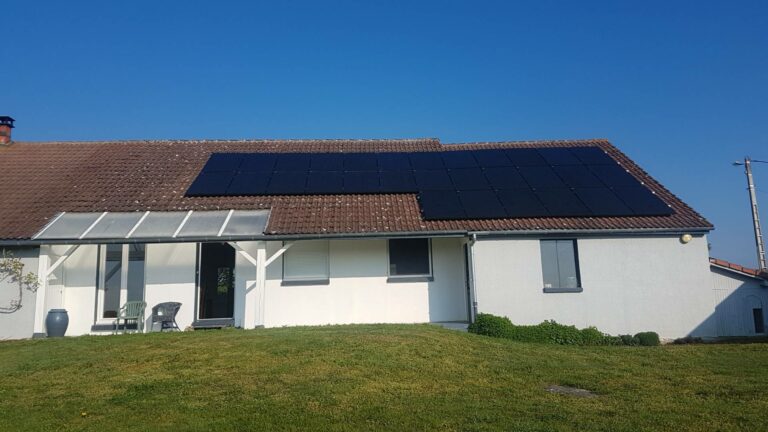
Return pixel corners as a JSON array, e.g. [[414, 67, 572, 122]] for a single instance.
[[0, 138, 712, 240], [709, 257, 766, 279]]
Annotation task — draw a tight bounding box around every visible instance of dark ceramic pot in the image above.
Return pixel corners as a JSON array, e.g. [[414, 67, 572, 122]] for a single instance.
[[45, 309, 69, 337]]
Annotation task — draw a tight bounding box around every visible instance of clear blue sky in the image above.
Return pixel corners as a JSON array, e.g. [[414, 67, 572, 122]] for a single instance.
[[3, 1, 767, 266]]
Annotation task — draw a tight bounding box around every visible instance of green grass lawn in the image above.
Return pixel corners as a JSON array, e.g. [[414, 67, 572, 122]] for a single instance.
[[1, 325, 767, 431]]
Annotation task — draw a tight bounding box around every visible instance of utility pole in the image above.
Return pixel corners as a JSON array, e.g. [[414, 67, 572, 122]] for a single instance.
[[734, 157, 767, 271]]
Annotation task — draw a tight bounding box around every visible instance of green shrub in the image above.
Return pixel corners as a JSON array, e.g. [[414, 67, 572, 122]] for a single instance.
[[468, 313, 513, 338], [634, 332, 661, 346], [619, 334, 640, 346], [469, 314, 658, 346], [580, 326, 616, 346]]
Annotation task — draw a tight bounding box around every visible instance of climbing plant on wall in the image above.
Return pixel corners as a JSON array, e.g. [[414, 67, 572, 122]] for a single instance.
[[0, 251, 39, 314]]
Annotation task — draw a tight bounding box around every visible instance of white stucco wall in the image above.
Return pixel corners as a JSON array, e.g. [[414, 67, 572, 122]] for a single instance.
[[263, 238, 468, 327], [60, 245, 98, 336], [710, 267, 768, 336], [21, 234, 760, 340], [472, 235, 714, 339], [0, 247, 39, 340], [143, 243, 198, 331]]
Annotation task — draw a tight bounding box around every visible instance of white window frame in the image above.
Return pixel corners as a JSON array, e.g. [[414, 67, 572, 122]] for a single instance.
[[281, 240, 331, 285], [539, 239, 582, 293], [386, 238, 433, 282], [95, 244, 147, 324]]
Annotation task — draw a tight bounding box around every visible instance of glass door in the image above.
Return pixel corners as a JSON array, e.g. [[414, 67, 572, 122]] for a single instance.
[[198, 243, 235, 320]]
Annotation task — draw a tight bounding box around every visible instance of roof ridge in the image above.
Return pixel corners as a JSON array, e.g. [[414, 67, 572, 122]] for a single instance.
[[446, 138, 610, 146], [13, 138, 442, 145]]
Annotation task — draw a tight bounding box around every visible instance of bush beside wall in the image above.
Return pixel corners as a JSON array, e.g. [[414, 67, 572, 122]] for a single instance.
[[468, 313, 660, 346]]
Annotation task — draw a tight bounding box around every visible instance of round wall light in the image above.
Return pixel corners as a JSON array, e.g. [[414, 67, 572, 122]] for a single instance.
[[680, 233, 693, 244]]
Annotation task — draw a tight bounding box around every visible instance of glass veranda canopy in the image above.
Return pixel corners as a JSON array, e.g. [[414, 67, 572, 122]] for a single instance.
[[32, 210, 270, 243]]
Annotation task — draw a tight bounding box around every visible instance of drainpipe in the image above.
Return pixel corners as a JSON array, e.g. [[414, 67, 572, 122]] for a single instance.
[[468, 233, 479, 322]]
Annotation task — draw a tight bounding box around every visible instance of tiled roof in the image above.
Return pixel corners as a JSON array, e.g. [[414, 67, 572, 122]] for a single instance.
[[0, 138, 712, 240], [709, 258, 767, 279]]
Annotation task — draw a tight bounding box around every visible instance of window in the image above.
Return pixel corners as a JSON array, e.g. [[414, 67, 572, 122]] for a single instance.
[[754, 308, 765, 334], [388, 238, 432, 281], [98, 244, 146, 319], [540, 239, 581, 293], [282, 240, 330, 284]]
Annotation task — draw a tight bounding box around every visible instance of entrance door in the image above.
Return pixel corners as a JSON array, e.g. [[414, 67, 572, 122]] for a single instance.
[[198, 243, 235, 320]]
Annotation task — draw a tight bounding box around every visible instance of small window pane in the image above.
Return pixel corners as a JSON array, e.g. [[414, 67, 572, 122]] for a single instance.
[[389, 239, 431, 276], [540, 241, 560, 289], [283, 241, 329, 281], [103, 244, 122, 318], [556, 240, 579, 289], [540, 240, 581, 289], [127, 244, 145, 302]]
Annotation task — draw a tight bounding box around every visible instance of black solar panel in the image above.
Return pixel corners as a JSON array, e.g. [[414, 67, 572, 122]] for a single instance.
[[344, 153, 378, 170], [188, 149, 674, 220], [613, 186, 673, 215], [449, 168, 490, 190], [306, 171, 344, 193], [458, 190, 507, 219], [414, 170, 453, 190], [537, 148, 581, 165], [377, 153, 411, 170], [535, 188, 591, 216], [418, 190, 466, 220], [187, 171, 236, 196], [496, 188, 548, 217], [483, 167, 528, 189], [442, 151, 478, 168], [474, 149, 513, 167], [275, 154, 311, 171], [241, 154, 277, 172], [574, 188, 633, 216], [553, 165, 605, 188], [204, 153, 244, 172], [571, 147, 615, 165], [267, 172, 308, 194], [227, 171, 271, 195], [518, 166, 567, 188], [310, 154, 344, 171], [379, 171, 417, 192], [343, 171, 379, 193], [409, 153, 443, 169], [505, 148, 547, 166], [589, 165, 642, 187]]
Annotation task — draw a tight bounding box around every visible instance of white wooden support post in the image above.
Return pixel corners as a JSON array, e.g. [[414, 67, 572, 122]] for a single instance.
[[265, 241, 293, 267], [255, 242, 267, 327], [228, 241, 268, 328], [45, 244, 80, 278], [32, 248, 50, 337]]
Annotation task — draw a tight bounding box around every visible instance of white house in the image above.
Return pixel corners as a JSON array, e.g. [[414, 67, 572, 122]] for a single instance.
[[0, 116, 765, 340]]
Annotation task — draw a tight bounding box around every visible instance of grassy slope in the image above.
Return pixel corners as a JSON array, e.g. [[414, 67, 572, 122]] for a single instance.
[[1, 325, 767, 432]]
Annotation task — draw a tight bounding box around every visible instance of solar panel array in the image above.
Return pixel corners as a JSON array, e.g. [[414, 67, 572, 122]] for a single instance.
[[186, 147, 674, 220]]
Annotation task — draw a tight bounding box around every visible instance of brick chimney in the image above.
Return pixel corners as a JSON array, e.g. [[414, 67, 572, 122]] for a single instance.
[[0, 116, 14, 145]]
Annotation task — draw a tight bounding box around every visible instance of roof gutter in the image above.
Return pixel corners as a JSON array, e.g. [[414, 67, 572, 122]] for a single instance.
[[0, 230, 470, 246], [0, 226, 713, 246], [469, 226, 712, 239]]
